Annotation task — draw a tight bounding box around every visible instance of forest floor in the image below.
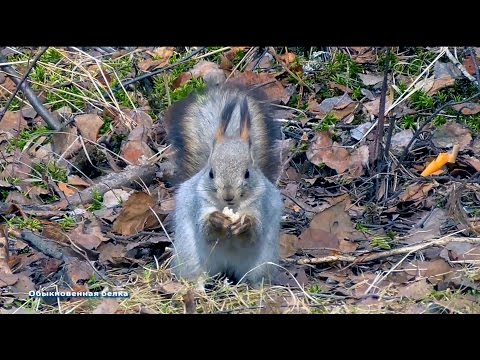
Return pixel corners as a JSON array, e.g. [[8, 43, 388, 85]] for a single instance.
[[1, 46, 480, 314]]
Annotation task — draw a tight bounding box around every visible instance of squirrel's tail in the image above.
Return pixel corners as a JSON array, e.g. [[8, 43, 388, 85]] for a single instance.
[[164, 82, 282, 183]]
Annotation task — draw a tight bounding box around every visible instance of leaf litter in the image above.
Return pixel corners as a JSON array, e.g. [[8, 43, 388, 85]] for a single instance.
[[1, 46, 480, 314]]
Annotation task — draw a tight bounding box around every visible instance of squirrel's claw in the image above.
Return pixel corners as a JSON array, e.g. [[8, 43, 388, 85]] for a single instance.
[[208, 211, 232, 230], [230, 215, 253, 236]]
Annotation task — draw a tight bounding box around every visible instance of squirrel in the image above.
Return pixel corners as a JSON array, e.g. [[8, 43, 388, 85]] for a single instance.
[[163, 83, 283, 285]]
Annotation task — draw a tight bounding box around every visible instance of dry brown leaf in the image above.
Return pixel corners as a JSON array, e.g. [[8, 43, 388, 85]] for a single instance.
[[298, 198, 356, 254], [98, 243, 127, 265], [58, 182, 76, 197], [278, 52, 296, 66], [399, 183, 434, 202], [51, 125, 82, 158], [172, 72, 193, 89], [308, 93, 355, 120], [404, 208, 447, 245], [10, 274, 35, 299], [120, 139, 154, 165], [65, 259, 94, 290], [440, 242, 480, 262], [67, 175, 91, 187], [363, 97, 394, 117], [190, 61, 225, 83], [20, 106, 37, 119], [280, 234, 298, 258], [426, 76, 456, 96], [75, 114, 104, 141], [103, 189, 132, 208], [391, 129, 414, 153], [432, 121, 472, 149], [358, 73, 384, 86], [398, 279, 433, 300], [229, 71, 290, 104], [0, 111, 28, 135], [350, 48, 376, 64], [452, 102, 480, 115], [306, 132, 369, 176], [138, 48, 174, 72], [403, 259, 452, 284], [157, 281, 186, 296], [111, 192, 156, 235], [93, 299, 120, 314], [328, 82, 353, 94], [463, 156, 480, 171], [147, 47, 174, 62], [69, 220, 108, 250], [124, 110, 153, 129], [462, 56, 480, 76], [0, 271, 18, 287]]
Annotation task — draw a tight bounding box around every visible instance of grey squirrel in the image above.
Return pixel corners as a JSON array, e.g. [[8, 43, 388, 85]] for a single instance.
[[164, 83, 283, 285]]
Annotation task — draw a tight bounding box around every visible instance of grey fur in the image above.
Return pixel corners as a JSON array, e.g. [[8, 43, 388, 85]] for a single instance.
[[169, 85, 283, 285]]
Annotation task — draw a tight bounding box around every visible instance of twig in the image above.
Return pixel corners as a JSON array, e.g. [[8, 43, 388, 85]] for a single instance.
[[467, 47, 480, 91], [400, 91, 480, 163], [373, 47, 390, 167], [0, 50, 62, 131], [268, 47, 314, 93], [20, 230, 66, 260], [294, 235, 480, 265], [445, 48, 477, 85], [110, 47, 208, 93], [0, 47, 48, 121]]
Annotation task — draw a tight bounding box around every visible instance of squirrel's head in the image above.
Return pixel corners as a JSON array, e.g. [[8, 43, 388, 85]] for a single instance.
[[205, 96, 260, 209]]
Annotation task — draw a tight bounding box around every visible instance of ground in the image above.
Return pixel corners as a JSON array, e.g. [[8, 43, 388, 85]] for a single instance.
[[0, 46, 480, 314]]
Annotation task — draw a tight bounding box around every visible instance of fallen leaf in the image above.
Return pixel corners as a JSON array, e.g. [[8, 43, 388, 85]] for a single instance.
[[350, 121, 373, 141], [58, 182, 77, 196], [440, 242, 480, 262], [432, 121, 472, 149], [274, 265, 309, 288], [0, 111, 28, 135], [98, 243, 127, 266], [190, 60, 226, 86], [120, 139, 154, 165], [0, 271, 19, 287], [67, 175, 91, 187], [390, 129, 414, 153], [147, 47, 174, 63], [452, 102, 480, 115], [363, 97, 394, 117], [74, 114, 104, 142], [69, 220, 108, 250], [280, 234, 298, 258], [398, 279, 433, 300], [404, 208, 447, 244], [403, 259, 452, 284], [172, 72, 193, 89], [425, 76, 456, 96], [308, 93, 355, 120], [463, 156, 480, 171], [462, 56, 480, 76], [434, 61, 462, 80], [93, 299, 120, 314], [358, 73, 384, 86], [51, 125, 82, 158], [298, 198, 356, 254], [21, 106, 37, 119], [306, 132, 369, 176], [157, 280, 186, 296], [229, 71, 290, 104], [399, 183, 434, 202], [103, 189, 132, 208], [328, 82, 352, 94], [10, 274, 35, 299], [350, 48, 376, 64], [65, 259, 94, 290], [111, 192, 156, 235]]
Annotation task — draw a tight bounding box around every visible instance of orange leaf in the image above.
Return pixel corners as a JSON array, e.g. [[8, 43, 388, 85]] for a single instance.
[[58, 182, 77, 196], [421, 153, 451, 176]]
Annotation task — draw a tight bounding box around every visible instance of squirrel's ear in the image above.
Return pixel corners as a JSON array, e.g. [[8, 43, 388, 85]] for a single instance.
[[240, 97, 251, 142], [216, 99, 237, 142]]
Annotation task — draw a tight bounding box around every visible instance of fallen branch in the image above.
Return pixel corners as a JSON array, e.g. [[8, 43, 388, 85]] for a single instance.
[[0, 50, 62, 131], [294, 235, 480, 265], [0, 47, 48, 122], [65, 162, 173, 207], [20, 230, 66, 261]]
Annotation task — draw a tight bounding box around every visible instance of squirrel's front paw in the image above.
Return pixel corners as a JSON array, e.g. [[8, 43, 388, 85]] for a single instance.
[[229, 215, 253, 236], [208, 211, 232, 230]]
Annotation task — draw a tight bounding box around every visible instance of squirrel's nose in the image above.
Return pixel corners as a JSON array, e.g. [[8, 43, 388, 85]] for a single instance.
[[223, 194, 235, 202]]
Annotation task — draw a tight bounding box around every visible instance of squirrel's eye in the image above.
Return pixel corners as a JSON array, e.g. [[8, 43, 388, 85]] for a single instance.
[[244, 170, 250, 179], [209, 169, 214, 179]]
